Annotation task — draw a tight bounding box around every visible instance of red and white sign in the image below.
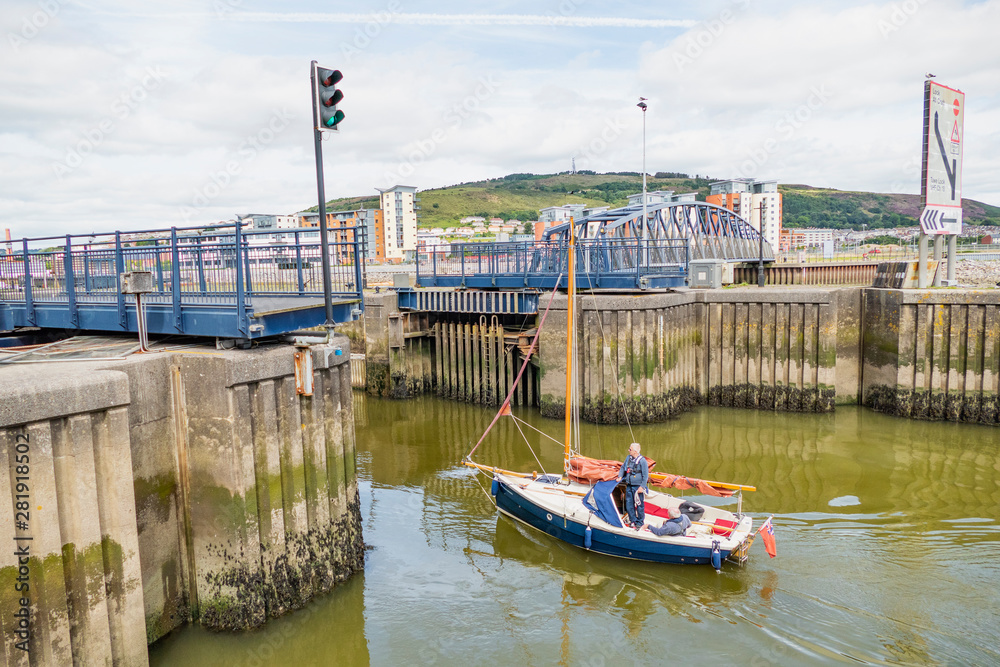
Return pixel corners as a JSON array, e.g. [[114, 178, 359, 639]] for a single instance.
[[921, 81, 964, 235]]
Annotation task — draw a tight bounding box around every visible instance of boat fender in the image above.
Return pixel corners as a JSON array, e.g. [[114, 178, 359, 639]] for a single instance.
[[491, 479, 499, 497], [711, 540, 722, 572], [584, 525, 592, 550]]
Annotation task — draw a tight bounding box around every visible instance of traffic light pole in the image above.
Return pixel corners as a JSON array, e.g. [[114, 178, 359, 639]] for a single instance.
[[310, 61, 335, 327]]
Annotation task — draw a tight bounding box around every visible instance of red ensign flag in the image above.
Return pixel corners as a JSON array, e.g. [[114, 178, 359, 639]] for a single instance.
[[761, 516, 777, 558]]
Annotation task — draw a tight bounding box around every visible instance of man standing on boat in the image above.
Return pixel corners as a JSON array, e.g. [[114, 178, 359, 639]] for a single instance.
[[616, 443, 649, 528]]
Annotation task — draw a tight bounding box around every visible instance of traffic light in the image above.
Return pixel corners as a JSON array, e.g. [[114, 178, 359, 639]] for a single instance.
[[314, 65, 344, 131]]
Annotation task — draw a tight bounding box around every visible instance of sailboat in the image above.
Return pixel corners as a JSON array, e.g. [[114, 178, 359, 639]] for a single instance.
[[464, 224, 765, 569]]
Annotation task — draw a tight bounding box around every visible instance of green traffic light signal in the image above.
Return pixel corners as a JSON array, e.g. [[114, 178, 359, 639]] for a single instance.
[[314, 65, 344, 131], [325, 109, 345, 129]]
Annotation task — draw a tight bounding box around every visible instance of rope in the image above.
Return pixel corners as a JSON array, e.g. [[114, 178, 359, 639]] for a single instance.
[[472, 470, 497, 508], [511, 415, 547, 475], [510, 415, 563, 447], [467, 274, 563, 458]]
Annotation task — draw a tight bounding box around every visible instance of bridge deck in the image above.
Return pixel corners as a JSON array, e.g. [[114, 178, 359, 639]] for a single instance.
[[0, 224, 365, 339]]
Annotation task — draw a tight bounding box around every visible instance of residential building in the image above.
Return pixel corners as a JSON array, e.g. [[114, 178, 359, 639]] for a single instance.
[[779, 228, 833, 251], [378, 184, 418, 262], [626, 190, 697, 207], [298, 208, 382, 263], [539, 204, 586, 224], [706, 179, 782, 249]]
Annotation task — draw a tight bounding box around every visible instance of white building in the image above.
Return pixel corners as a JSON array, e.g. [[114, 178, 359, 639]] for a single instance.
[[377, 185, 418, 261], [626, 190, 696, 207], [707, 179, 782, 250], [539, 204, 586, 224], [246, 214, 300, 230]]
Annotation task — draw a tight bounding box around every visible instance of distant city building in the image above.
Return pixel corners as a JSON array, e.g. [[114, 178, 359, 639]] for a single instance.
[[298, 208, 379, 263], [329, 208, 382, 262], [626, 191, 697, 206], [378, 185, 418, 262], [245, 213, 300, 231], [538, 204, 610, 226], [539, 204, 586, 224], [706, 179, 782, 249], [779, 228, 833, 251]]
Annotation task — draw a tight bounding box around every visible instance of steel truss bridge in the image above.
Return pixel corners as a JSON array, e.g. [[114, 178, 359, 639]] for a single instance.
[[0, 224, 365, 340], [417, 201, 773, 290]]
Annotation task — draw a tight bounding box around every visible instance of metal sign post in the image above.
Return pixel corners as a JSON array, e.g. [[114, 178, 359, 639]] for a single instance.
[[919, 78, 965, 287]]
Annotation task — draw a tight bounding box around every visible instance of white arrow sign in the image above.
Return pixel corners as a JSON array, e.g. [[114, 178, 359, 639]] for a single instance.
[[920, 205, 962, 235]]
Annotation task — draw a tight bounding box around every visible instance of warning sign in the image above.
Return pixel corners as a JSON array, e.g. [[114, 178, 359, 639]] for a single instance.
[[921, 80, 965, 234]]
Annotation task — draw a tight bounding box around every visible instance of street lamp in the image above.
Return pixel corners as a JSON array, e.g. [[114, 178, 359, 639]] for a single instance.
[[637, 98, 648, 246], [757, 199, 766, 287]]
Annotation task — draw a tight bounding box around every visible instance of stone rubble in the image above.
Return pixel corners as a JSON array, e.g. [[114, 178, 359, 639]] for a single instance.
[[955, 259, 1000, 288]]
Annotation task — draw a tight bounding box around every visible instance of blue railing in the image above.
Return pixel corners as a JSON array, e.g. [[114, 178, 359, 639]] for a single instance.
[[417, 238, 690, 290], [0, 223, 364, 338]]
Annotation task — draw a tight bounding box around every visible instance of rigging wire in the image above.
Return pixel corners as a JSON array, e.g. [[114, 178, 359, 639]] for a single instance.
[[511, 415, 547, 475], [511, 415, 563, 447], [466, 273, 564, 459]]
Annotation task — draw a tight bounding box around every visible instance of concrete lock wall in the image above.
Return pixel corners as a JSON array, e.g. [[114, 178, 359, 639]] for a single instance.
[[364, 287, 996, 428], [0, 337, 364, 665], [862, 290, 1000, 425], [0, 366, 147, 666], [537, 290, 847, 423]]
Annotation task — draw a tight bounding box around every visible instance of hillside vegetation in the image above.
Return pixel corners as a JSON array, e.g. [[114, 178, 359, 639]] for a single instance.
[[318, 172, 1000, 230], [781, 185, 1000, 229]]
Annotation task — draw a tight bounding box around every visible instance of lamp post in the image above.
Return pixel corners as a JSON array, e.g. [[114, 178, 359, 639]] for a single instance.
[[757, 199, 766, 287], [637, 98, 648, 250]]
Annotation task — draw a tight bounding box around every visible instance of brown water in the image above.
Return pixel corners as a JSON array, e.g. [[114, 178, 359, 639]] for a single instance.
[[150, 395, 1000, 666]]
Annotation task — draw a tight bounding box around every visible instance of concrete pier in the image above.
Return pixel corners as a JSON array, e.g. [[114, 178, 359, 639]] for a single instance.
[[362, 286, 996, 427], [862, 290, 1000, 425], [538, 290, 844, 423], [0, 337, 364, 665]]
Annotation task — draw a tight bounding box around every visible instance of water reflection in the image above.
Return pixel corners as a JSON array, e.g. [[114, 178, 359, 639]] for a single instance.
[[150, 395, 1000, 666]]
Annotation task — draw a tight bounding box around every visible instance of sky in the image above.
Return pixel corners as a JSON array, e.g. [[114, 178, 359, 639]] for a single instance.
[[2, 0, 999, 239]]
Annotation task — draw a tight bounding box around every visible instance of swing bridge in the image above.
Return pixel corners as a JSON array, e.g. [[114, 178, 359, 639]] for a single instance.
[[416, 200, 774, 291]]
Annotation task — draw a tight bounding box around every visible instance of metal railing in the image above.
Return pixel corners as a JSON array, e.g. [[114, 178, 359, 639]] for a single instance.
[[417, 238, 690, 289], [0, 223, 364, 336]]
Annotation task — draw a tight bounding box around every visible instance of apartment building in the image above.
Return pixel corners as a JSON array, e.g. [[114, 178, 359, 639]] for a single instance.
[[626, 190, 697, 206], [298, 208, 382, 263], [706, 179, 782, 249], [377, 184, 418, 262]]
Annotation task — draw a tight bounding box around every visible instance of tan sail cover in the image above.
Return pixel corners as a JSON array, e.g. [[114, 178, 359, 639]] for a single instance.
[[568, 455, 736, 497]]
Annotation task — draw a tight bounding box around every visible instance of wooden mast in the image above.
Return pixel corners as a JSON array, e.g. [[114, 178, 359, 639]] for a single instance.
[[563, 218, 575, 476]]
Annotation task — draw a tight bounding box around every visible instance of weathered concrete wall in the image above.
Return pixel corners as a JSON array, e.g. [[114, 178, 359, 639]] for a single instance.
[[0, 366, 147, 666], [539, 293, 701, 423], [862, 289, 1000, 425], [363, 292, 393, 396], [363, 292, 434, 398], [538, 289, 839, 422], [132, 339, 364, 636], [363, 286, 998, 427], [0, 337, 365, 665], [702, 289, 837, 413], [833, 288, 863, 405]]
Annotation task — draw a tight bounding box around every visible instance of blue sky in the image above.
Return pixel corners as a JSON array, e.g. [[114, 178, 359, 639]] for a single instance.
[[1, 0, 998, 237]]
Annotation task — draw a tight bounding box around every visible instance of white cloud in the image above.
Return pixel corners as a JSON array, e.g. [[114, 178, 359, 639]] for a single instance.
[[0, 0, 997, 239]]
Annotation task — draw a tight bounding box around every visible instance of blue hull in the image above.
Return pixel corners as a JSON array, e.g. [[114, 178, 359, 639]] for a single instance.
[[494, 479, 731, 565]]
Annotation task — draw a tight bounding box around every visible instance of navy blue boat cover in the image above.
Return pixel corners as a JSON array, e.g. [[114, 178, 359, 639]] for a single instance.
[[582, 480, 624, 528]]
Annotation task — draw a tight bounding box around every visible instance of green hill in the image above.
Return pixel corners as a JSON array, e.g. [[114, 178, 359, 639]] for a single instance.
[[317, 172, 1000, 230], [781, 185, 1000, 230]]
